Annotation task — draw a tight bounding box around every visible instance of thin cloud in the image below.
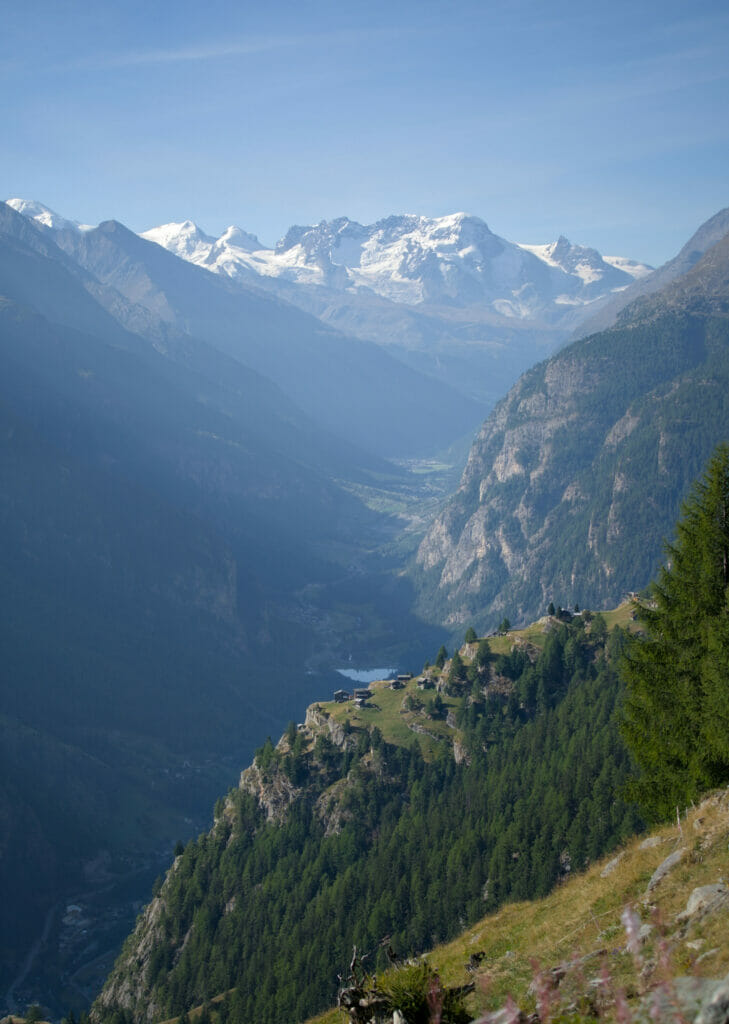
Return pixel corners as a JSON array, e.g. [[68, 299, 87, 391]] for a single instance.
[[63, 28, 403, 73]]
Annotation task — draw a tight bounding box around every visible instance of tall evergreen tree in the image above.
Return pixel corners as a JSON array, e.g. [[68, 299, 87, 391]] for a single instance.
[[621, 443, 729, 819], [447, 651, 466, 689]]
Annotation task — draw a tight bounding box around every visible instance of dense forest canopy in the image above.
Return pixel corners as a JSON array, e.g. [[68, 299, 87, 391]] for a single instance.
[[95, 617, 641, 1024]]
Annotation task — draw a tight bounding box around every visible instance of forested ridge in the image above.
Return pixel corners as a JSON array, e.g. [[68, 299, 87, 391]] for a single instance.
[[95, 615, 642, 1024]]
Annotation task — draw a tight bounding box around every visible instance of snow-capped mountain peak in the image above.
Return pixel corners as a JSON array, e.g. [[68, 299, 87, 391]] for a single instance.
[[5, 197, 92, 232], [520, 236, 606, 281], [141, 220, 217, 261], [6, 198, 651, 331], [518, 236, 652, 291], [216, 225, 262, 252], [136, 209, 650, 312]]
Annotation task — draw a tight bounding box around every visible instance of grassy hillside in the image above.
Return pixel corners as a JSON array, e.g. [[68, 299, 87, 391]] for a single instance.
[[307, 787, 729, 1024], [323, 603, 637, 755]]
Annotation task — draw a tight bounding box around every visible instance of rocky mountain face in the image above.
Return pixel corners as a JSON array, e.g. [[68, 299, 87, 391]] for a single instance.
[[92, 704, 379, 1023], [415, 225, 729, 634]]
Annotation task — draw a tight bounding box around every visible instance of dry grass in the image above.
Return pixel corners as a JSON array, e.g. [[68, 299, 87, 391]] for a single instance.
[[323, 677, 459, 760], [485, 601, 639, 658], [305, 789, 729, 1024]]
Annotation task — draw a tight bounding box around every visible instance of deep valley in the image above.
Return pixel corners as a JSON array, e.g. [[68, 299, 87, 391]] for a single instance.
[[2, 197, 729, 1024]]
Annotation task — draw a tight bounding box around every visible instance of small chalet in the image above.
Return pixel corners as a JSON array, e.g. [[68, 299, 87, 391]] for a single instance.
[[333, 689, 349, 703], [353, 687, 371, 702]]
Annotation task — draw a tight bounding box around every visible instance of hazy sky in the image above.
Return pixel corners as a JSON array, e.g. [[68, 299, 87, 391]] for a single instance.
[[2, 0, 728, 265]]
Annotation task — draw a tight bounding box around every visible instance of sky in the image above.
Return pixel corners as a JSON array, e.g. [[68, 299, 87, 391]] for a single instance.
[[2, 0, 728, 266]]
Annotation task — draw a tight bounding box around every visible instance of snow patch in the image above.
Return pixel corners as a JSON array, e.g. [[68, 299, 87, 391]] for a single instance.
[[603, 254, 654, 279]]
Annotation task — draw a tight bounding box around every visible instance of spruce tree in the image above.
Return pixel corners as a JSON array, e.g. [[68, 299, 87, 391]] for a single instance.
[[447, 651, 465, 685], [474, 638, 491, 670], [621, 442, 729, 818], [703, 593, 729, 765]]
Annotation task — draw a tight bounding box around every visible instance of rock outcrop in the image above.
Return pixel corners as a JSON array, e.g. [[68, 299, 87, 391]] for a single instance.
[[415, 230, 729, 631]]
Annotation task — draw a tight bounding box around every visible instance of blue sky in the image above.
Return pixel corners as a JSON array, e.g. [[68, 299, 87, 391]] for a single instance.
[[2, 0, 728, 265]]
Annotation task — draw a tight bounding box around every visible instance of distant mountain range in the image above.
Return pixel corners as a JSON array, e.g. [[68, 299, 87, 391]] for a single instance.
[[140, 211, 650, 313], [139, 210, 652, 408], [4, 200, 484, 460], [9, 200, 652, 407], [415, 210, 729, 634]]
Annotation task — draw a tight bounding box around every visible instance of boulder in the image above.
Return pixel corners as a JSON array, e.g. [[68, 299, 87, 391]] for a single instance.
[[646, 847, 686, 893], [677, 884, 728, 924], [600, 852, 625, 877], [696, 973, 729, 1024]]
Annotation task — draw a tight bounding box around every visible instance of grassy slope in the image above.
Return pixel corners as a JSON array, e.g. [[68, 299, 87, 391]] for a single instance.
[[308, 787, 729, 1024], [321, 603, 638, 758]]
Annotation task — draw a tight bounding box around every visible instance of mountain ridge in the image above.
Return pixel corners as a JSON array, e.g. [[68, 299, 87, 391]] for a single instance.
[[9, 198, 652, 409], [572, 205, 729, 339], [0, 201, 455, 1012], [138, 209, 649, 322], [4, 201, 484, 459], [415, 222, 729, 634]]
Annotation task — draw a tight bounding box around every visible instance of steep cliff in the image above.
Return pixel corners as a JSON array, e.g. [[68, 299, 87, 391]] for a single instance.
[[415, 231, 729, 633]]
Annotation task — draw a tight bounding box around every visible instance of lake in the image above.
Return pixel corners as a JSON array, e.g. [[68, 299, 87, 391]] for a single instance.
[[336, 667, 396, 684]]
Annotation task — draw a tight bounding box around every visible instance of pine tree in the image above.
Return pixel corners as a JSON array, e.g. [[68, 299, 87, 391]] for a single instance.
[[621, 442, 729, 818], [474, 638, 491, 670], [703, 593, 729, 765], [447, 651, 466, 688]]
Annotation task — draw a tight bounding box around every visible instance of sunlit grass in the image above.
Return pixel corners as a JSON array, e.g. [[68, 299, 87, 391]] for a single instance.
[[305, 789, 729, 1024]]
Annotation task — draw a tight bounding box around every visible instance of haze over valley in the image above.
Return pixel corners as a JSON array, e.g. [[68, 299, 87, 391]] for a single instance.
[[2, 1, 729, 1021], [3, 191, 729, 1017]]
